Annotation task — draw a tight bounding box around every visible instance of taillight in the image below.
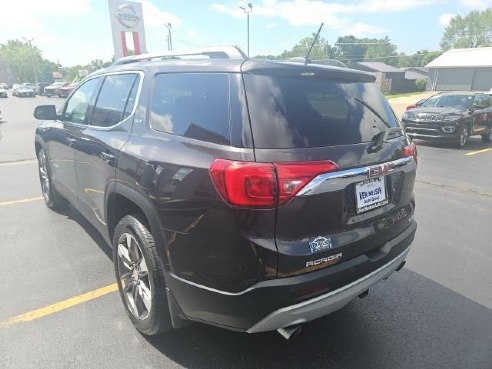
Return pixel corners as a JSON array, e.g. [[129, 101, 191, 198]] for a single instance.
[[275, 161, 338, 205], [209, 159, 338, 208], [403, 142, 418, 165], [406, 104, 417, 110]]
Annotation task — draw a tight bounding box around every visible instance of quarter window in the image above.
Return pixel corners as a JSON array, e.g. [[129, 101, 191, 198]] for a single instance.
[[91, 74, 139, 127], [150, 73, 231, 145], [63, 78, 101, 124]]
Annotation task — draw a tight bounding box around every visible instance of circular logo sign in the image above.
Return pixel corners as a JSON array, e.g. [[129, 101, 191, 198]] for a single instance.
[[116, 4, 139, 29]]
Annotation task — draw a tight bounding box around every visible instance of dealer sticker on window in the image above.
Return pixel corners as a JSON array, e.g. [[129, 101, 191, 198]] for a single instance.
[[355, 177, 388, 213]]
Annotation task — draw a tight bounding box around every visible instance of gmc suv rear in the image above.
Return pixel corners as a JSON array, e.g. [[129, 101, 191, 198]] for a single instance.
[[33, 46, 417, 339]]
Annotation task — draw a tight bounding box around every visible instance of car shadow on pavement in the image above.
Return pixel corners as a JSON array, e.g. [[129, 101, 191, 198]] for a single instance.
[[144, 269, 492, 369], [64, 205, 113, 260]]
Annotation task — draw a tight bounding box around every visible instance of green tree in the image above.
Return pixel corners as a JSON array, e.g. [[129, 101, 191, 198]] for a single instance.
[[330, 35, 367, 65], [0, 39, 58, 83], [364, 36, 398, 66], [281, 33, 329, 60], [329, 36, 397, 66], [440, 8, 492, 50], [397, 50, 442, 67]]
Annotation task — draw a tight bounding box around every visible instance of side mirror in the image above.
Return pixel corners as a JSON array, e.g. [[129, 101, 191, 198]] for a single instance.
[[34, 105, 58, 120]]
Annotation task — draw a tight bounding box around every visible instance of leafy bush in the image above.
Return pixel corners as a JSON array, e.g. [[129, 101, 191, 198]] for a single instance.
[[415, 78, 427, 91]]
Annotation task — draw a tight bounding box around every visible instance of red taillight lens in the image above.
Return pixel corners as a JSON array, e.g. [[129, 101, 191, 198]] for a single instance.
[[406, 104, 417, 111], [209, 159, 338, 208], [209, 160, 276, 207], [275, 161, 339, 205], [403, 142, 418, 165]]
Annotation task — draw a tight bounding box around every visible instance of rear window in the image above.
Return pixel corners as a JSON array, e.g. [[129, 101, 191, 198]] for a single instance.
[[243, 75, 400, 148], [150, 73, 231, 145]]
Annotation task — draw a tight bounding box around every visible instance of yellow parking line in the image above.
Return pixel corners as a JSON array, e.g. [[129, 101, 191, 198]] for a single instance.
[[0, 159, 37, 167], [0, 283, 118, 329], [464, 148, 492, 156], [0, 197, 44, 206]]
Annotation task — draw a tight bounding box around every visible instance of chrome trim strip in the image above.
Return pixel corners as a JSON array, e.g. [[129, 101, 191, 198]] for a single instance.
[[247, 247, 410, 333], [297, 157, 414, 197], [168, 273, 259, 296]]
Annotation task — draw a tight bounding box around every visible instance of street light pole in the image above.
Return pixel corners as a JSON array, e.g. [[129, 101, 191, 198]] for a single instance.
[[22, 37, 38, 87], [239, 3, 253, 57], [164, 23, 172, 51]]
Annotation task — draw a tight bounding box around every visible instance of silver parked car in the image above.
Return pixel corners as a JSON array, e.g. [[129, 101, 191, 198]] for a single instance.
[[12, 84, 35, 98]]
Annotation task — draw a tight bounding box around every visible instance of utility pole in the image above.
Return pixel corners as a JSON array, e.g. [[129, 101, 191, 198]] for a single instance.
[[22, 37, 38, 87], [164, 23, 172, 51], [239, 3, 253, 57]]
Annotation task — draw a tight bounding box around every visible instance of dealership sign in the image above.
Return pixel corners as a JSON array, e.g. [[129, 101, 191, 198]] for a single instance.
[[116, 4, 139, 28], [108, 0, 147, 59]]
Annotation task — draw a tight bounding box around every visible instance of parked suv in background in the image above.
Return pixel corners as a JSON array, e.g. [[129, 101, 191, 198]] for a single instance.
[[34, 46, 417, 339], [402, 92, 492, 147]]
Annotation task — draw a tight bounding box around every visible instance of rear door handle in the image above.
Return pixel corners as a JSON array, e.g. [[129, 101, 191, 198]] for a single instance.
[[100, 151, 115, 164]]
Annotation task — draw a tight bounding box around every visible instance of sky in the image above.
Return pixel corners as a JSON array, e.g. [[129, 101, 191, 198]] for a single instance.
[[0, 0, 491, 66]]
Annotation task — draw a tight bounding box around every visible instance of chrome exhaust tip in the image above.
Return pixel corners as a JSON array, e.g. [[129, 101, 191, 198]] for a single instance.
[[277, 325, 303, 340]]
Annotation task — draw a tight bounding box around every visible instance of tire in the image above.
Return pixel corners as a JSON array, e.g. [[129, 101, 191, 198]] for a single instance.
[[455, 125, 469, 148], [481, 128, 492, 143], [37, 148, 67, 210], [113, 214, 172, 336]]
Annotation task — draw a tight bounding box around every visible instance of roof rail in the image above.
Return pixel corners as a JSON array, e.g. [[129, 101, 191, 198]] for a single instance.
[[113, 46, 247, 65]]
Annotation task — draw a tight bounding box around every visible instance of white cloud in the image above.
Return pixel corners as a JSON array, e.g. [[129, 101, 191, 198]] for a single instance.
[[339, 22, 387, 37], [438, 13, 456, 27], [212, 0, 446, 26], [461, 0, 492, 9], [0, 0, 90, 49], [212, 1, 388, 35], [362, 0, 446, 12], [140, 0, 182, 27], [211, 3, 244, 18], [266, 23, 278, 28]]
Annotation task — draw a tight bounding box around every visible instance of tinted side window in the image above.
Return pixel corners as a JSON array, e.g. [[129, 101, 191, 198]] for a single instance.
[[150, 73, 231, 145], [485, 95, 492, 108], [91, 74, 138, 127], [63, 78, 101, 124], [474, 95, 491, 108]]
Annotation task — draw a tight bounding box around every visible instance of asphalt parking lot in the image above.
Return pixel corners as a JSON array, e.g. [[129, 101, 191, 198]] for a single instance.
[[0, 94, 491, 369]]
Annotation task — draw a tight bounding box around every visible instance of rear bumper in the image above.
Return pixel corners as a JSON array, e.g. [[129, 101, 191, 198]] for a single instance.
[[248, 246, 409, 332], [166, 220, 417, 332]]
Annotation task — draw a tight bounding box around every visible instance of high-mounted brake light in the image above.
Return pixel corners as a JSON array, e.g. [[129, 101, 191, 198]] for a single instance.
[[403, 142, 418, 165], [209, 159, 339, 208]]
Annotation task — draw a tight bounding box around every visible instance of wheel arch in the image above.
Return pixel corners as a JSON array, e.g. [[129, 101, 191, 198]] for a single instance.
[[106, 184, 168, 266]]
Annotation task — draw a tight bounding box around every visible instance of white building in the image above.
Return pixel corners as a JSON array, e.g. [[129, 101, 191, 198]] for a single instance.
[[426, 47, 492, 91]]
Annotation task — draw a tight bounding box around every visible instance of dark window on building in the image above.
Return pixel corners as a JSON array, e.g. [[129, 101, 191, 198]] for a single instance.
[[63, 77, 101, 124], [150, 73, 231, 145], [91, 74, 138, 127]]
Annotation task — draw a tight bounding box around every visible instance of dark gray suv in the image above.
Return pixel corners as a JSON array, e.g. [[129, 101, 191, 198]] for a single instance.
[[34, 46, 417, 339]]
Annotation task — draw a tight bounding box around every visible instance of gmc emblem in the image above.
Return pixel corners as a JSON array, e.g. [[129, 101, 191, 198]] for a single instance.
[[368, 163, 393, 178]]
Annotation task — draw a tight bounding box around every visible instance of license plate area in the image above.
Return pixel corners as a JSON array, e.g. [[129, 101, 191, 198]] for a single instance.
[[355, 177, 388, 213]]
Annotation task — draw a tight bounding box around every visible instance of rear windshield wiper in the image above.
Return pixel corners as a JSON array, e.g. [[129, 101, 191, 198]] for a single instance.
[[354, 97, 390, 128], [368, 127, 402, 153]]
